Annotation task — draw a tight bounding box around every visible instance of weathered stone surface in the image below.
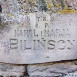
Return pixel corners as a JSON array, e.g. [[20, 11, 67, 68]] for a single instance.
[[0, 63, 25, 77], [27, 60, 77, 77], [0, 61, 77, 77], [0, 0, 77, 14]]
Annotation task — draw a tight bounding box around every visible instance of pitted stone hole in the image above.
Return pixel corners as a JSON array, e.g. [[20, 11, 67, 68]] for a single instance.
[[0, 5, 2, 12], [10, 76, 17, 77], [0, 75, 3, 77], [10, 76, 23, 77]]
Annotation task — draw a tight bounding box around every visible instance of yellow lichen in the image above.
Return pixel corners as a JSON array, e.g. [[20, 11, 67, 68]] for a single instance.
[[8, 14, 14, 17], [29, 0, 35, 2], [55, 3, 60, 8], [58, 9, 77, 14], [47, 3, 52, 8]]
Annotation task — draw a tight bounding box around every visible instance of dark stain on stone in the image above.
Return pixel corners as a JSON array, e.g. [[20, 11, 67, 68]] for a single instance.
[[0, 5, 2, 12], [38, 0, 48, 12], [0, 17, 8, 31], [23, 65, 29, 77], [0, 17, 5, 30]]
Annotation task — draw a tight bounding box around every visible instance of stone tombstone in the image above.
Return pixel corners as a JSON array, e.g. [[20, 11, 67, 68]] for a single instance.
[[0, 0, 77, 64]]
